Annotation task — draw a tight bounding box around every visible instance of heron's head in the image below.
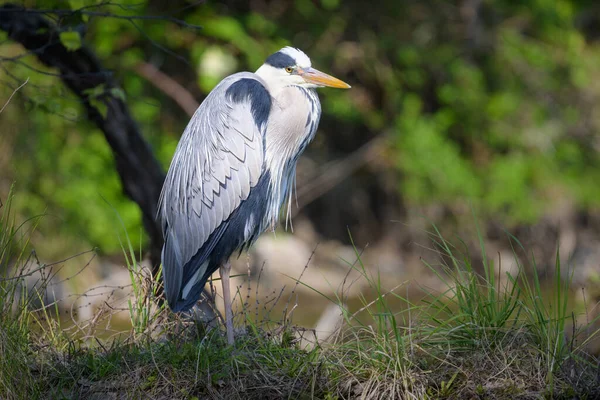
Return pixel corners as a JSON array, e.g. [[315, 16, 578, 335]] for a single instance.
[[256, 47, 350, 91]]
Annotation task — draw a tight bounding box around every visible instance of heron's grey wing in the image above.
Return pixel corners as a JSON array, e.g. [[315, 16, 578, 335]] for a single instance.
[[158, 73, 270, 309]]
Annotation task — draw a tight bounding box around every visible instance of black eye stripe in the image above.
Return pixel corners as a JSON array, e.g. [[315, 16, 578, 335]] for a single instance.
[[265, 52, 296, 68]]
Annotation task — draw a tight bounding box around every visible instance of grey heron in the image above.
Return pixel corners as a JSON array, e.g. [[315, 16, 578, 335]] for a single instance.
[[158, 47, 350, 344]]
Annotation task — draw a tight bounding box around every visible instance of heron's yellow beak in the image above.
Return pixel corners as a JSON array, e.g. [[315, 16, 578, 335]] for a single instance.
[[300, 67, 351, 89]]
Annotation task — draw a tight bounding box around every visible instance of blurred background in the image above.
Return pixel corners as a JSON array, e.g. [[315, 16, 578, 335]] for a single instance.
[[1, 0, 599, 339]]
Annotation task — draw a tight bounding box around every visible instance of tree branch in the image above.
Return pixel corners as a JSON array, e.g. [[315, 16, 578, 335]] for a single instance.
[[0, 4, 203, 31], [0, 77, 28, 113], [295, 135, 386, 213], [0, 3, 165, 273], [133, 62, 199, 117]]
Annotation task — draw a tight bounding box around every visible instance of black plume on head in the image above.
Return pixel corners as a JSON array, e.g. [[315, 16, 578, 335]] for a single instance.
[[265, 51, 296, 68]]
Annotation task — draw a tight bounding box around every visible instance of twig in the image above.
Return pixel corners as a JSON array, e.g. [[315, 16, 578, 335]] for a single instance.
[[133, 62, 199, 116], [128, 19, 191, 66], [0, 7, 203, 31], [281, 244, 318, 324], [0, 77, 28, 113], [295, 134, 386, 213], [255, 262, 265, 323]]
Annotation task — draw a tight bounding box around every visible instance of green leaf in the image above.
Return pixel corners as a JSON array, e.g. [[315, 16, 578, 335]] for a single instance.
[[321, 0, 340, 10], [59, 31, 82, 51], [67, 0, 91, 21], [109, 87, 126, 102], [83, 84, 106, 99], [89, 98, 108, 119], [68, 0, 87, 11]]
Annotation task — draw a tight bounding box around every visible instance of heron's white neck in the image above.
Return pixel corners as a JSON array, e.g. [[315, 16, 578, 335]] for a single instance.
[[261, 85, 321, 230]]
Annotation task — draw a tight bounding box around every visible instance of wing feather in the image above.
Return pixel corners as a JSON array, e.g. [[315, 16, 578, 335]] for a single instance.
[[158, 73, 270, 308]]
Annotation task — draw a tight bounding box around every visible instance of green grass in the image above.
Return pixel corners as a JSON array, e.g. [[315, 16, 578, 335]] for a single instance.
[[0, 186, 45, 399], [110, 200, 167, 339], [0, 192, 599, 399]]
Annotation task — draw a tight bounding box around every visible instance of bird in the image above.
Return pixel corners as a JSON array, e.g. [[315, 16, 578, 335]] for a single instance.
[[158, 46, 350, 345]]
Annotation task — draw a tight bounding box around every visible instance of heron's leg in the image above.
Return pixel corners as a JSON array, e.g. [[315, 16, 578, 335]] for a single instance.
[[220, 262, 234, 345]]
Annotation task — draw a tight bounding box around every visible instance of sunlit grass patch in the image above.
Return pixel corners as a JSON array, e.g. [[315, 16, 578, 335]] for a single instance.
[[0, 186, 47, 399], [35, 326, 326, 399], [0, 190, 598, 399], [318, 223, 600, 399]]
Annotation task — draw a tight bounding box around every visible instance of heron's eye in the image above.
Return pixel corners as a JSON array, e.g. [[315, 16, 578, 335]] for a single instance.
[[285, 67, 294, 73]]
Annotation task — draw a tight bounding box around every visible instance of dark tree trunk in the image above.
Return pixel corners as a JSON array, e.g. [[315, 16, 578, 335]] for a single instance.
[[0, 3, 164, 281], [1, 4, 221, 323]]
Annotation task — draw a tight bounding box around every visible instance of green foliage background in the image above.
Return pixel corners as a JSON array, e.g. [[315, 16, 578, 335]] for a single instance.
[[1, 0, 600, 257]]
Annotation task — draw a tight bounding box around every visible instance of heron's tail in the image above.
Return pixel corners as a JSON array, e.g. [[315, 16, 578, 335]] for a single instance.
[[171, 259, 212, 313]]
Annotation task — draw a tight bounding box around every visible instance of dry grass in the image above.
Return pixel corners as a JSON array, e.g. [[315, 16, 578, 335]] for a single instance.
[[34, 328, 326, 399], [1, 189, 599, 399], [319, 321, 599, 399]]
